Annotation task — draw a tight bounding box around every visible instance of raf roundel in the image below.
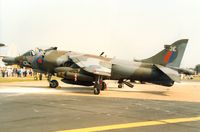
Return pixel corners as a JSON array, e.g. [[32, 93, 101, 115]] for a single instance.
[[37, 58, 43, 64]]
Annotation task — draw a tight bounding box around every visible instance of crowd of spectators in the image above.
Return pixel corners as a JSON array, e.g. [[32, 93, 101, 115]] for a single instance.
[[0, 67, 33, 77]]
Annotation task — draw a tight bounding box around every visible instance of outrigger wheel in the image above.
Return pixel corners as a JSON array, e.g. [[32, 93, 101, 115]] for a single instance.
[[50, 80, 59, 88]]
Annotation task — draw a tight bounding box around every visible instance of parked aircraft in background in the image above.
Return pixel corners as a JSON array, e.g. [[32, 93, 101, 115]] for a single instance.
[[2, 39, 188, 95], [0, 43, 5, 47], [0, 43, 6, 65], [170, 67, 195, 76]]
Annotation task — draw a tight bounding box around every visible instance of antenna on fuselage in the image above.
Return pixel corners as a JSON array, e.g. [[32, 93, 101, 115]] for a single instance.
[[99, 52, 104, 56]]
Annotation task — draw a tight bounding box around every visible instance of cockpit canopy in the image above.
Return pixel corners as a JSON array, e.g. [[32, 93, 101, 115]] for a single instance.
[[22, 48, 43, 57]]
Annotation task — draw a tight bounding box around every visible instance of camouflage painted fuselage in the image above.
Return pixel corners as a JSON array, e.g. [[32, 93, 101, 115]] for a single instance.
[[29, 49, 173, 86], [110, 59, 173, 86]]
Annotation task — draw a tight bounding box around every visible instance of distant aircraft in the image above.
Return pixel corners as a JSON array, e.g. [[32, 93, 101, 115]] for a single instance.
[[170, 67, 195, 76], [2, 39, 188, 95], [0, 43, 6, 62], [0, 43, 5, 47]]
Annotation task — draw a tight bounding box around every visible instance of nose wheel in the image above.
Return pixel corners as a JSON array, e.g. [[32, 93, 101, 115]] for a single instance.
[[47, 74, 59, 88], [49, 80, 59, 88]]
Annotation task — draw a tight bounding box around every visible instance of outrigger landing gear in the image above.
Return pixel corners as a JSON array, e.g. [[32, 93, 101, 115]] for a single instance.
[[47, 74, 59, 88], [94, 76, 103, 95]]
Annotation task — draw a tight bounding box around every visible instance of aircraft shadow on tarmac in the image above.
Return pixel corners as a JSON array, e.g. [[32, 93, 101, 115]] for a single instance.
[[5, 84, 170, 96], [108, 89, 169, 96], [6, 84, 94, 94], [130, 91, 168, 96]]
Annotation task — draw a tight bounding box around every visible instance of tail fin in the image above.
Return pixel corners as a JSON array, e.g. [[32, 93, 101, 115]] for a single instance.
[[141, 39, 188, 67]]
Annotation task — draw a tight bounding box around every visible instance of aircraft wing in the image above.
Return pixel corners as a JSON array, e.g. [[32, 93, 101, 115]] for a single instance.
[[154, 64, 180, 83], [69, 55, 111, 76]]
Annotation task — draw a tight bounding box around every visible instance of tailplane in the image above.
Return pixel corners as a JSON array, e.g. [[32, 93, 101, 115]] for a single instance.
[[141, 39, 188, 68]]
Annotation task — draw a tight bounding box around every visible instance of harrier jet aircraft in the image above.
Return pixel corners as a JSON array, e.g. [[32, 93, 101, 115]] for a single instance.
[[2, 39, 188, 95]]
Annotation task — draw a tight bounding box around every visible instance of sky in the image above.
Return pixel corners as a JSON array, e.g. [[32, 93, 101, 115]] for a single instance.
[[0, 0, 200, 67]]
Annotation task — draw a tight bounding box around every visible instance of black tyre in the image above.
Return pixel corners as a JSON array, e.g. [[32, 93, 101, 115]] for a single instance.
[[94, 88, 100, 95], [50, 80, 59, 88], [101, 82, 107, 91], [118, 84, 123, 88]]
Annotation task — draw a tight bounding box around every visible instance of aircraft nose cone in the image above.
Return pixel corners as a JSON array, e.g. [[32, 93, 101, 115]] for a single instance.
[[2, 57, 15, 63]]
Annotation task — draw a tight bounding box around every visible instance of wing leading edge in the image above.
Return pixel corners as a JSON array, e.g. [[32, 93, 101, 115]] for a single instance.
[[69, 55, 112, 77]]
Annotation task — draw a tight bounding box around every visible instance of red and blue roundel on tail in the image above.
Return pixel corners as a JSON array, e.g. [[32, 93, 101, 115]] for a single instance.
[[164, 47, 177, 64]]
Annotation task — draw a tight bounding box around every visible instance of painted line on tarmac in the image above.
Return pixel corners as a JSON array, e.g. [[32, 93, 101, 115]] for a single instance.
[[57, 116, 200, 132]]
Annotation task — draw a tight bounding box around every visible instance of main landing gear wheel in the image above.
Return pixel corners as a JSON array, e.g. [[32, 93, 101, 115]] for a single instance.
[[94, 86, 100, 95], [101, 81, 107, 91], [50, 80, 59, 88], [93, 76, 103, 95]]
